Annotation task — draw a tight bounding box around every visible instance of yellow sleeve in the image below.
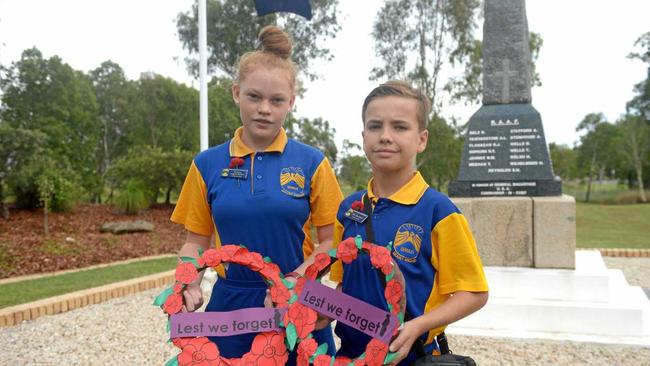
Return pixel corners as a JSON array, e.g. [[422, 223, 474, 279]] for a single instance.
[[328, 218, 345, 283], [432, 213, 488, 295], [170, 161, 214, 236], [309, 158, 343, 227]]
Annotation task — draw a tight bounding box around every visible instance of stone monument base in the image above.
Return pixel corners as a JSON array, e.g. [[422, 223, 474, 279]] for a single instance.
[[446, 251, 650, 346], [451, 194, 575, 268]]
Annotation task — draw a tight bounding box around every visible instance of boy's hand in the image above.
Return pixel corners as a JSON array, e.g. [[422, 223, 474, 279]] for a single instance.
[[181, 282, 203, 312], [387, 319, 423, 366]]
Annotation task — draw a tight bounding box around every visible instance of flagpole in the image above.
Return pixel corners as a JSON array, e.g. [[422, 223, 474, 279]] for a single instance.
[[198, 0, 208, 151]]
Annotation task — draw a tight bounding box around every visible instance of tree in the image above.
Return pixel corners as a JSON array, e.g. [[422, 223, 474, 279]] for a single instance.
[[0, 48, 99, 198], [176, 0, 340, 83], [371, 0, 542, 112], [337, 140, 371, 191], [285, 116, 338, 164], [617, 114, 649, 202], [575, 113, 620, 202], [0, 125, 46, 218], [89, 60, 136, 202], [627, 32, 650, 121], [548, 142, 577, 181], [207, 77, 241, 147], [130, 73, 199, 152], [418, 114, 463, 191]]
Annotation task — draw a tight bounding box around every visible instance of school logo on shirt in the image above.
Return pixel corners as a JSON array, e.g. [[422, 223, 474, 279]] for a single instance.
[[392, 223, 424, 262], [280, 167, 306, 197]]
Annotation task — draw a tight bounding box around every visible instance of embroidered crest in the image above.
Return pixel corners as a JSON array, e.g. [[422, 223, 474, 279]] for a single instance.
[[392, 223, 424, 262], [280, 167, 306, 197]]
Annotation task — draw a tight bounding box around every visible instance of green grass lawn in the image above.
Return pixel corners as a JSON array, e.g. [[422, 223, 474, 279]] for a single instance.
[[576, 202, 650, 249], [0, 256, 176, 309]]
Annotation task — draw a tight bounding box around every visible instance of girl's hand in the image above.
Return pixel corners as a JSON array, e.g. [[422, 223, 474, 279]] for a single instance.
[[181, 282, 204, 312]]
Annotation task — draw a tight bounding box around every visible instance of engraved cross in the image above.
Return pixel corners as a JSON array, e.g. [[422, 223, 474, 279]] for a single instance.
[[494, 59, 517, 101]]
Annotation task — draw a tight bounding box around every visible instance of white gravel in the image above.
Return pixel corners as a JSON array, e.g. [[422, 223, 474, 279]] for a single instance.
[[1, 258, 649, 365]]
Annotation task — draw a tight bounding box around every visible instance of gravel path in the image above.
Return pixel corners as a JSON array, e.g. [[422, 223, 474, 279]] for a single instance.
[[1, 257, 649, 365]]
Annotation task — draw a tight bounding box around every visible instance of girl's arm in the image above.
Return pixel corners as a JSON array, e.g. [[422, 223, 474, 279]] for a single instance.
[[178, 231, 212, 312]]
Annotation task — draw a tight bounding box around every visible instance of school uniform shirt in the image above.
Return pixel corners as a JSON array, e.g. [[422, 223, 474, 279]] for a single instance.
[[171, 127, 343, 280], [330, 172, 488, 348]]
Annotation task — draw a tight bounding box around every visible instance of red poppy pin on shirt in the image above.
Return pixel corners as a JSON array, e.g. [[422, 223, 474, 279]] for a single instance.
[[344, 199, 368, 223], [222, 157, 248, 182]]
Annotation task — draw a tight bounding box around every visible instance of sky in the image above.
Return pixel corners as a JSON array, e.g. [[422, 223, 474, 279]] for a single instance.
[[1, 0, 648, 150]]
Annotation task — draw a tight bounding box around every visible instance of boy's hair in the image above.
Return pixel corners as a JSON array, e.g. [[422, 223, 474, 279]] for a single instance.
[[235, 26, 296, 90], [361, 80, 431, 131]]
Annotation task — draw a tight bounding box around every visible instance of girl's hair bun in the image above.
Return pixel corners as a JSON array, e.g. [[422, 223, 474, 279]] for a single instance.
[[258, 25, 292, 60]]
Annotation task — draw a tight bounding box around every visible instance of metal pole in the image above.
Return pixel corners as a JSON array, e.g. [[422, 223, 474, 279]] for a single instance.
[[198, 0, 208, 151]]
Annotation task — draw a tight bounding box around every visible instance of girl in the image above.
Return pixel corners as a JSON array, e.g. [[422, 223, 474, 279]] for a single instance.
[[171, 26, 342, 363]]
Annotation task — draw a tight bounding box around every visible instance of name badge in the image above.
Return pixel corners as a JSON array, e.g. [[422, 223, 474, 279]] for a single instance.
[[344, 208, 368, 223], [221, 168, 249, 180]]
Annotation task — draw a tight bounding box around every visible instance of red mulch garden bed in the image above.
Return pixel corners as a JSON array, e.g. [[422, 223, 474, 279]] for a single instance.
[[0, 204, 185, 279]]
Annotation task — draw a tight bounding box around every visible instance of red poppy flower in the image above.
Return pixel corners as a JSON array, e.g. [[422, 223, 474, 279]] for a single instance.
[[313, 252, 332, 272], [304, 265, 319, 280], [313, 355, 333, 366], [172, 337, 192, 349], [177, 337, 223, 366], [294, 276, 307, 295], [385, 279, 403, 307], [229, 157, 245, 169], [175, 262, 199, 285], [173, 283, 184, 294], [270, 282, 291, 305], [350, 200, 364, 211], [163, 293, 184, 315], [334, 356, 353, 366], [369, 245, 393, 275], [364, 339, 389, 366], [259, 262, 281, 280], [284, 303, 317, 338], [336, 237, 359, 264], [247, 252, 266, 272], [362, 241, 373, 251], [249, 332, 288, 366], [202, 249, 222, 267], [296, 338, 318, 366], [197, 257, 206, 267], [219, 245, 245, 262]]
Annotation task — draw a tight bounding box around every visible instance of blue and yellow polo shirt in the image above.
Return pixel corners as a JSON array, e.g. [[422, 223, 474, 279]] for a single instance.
[[172, 127, 343, 281], [330, 172, 487, 347]]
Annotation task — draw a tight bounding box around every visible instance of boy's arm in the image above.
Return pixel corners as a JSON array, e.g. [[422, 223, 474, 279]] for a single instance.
[[387, 290, 488, 365]]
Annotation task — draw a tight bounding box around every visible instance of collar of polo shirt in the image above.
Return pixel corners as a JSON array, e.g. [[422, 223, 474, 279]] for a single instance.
[[229, 127, 288, 157], [366, 172, 429, 206]]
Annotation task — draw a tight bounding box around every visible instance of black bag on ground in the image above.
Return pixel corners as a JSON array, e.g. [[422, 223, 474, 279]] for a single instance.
[[410, 334, 477, 366]]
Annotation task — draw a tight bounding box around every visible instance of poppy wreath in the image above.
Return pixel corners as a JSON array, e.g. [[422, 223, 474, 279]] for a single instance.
[[154, 244, 295, 366], [285, 235, 406, 366]]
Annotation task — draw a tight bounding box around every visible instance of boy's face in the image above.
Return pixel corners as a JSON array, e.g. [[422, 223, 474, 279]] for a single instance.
[[362, 96, 428, 174]]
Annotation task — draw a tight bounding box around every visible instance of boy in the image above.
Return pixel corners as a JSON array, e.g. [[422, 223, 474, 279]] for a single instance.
[[330, 81, 488, 366]]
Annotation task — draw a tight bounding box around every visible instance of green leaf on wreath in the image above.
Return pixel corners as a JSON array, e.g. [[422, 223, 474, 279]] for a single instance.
[[164, 356, 178, 366], [152, 287, 174, 306], [179, 256, 200, 268], [282, 278, 295, 289], [314, 342, 328, 357], [289, 294, 298, 304], [166, 318, 171, 333], [398, 313, 404, 323], [198, 247, 204, 256], [385, 270, 394, 281], [286, 323, 298, 350], [354, 235, 363, 249], [387, 241, 394, 252], [327, 248, 337, 257], [388, 304, 393, 312], [384, 351, 399, 364], [264, 256, 272, 262]]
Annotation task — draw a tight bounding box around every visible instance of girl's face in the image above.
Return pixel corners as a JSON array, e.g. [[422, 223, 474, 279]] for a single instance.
[[232, 67, 295, 150]]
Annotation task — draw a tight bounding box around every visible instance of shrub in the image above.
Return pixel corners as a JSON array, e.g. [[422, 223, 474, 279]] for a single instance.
[[115, 179, 150, 214]]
